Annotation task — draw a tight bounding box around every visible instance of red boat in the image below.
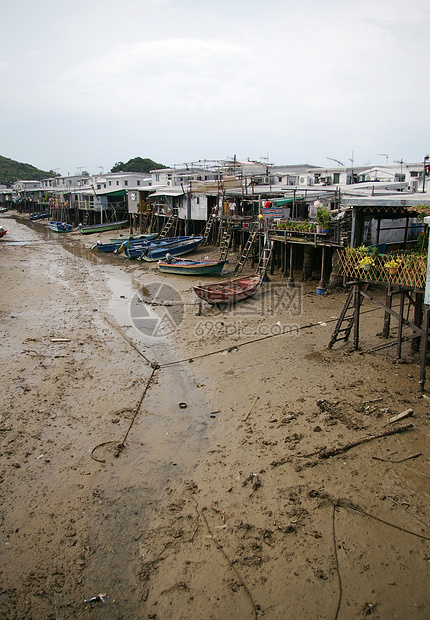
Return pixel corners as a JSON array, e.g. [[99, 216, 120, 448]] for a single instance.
[[193, 274, 262, 305], [0, 227, 7, 239]]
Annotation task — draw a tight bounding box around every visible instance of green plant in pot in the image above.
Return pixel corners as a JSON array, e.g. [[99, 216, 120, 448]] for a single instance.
[[316, 204, 331, 232]]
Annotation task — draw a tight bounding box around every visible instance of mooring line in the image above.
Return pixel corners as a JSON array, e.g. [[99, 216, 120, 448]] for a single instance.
[[104, 316, 155, 366]]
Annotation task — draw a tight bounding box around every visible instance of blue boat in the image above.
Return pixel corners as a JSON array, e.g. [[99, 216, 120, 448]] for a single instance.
[[49, 221, 73, 233], [140, 237, 204, 262], [94, 235, 161, 253], [30, 212, 49, 221], [121, 236, 194, 259], [110, 233, 158, 243]]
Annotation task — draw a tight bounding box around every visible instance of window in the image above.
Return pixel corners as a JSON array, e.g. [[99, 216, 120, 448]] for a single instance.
[[124, 180, 128, 186], [333, 173, 340, 184], [97, 184, 101, 190], [116, 181, 119, 186], [137, 180, 140, 186], [196, 197, 200, 204], [109, 181, 112, 186], [156, 174, 160, 182]]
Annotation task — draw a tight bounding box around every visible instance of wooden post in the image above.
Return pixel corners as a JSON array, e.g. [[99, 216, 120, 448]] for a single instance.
[[397, 289, 405, 359], [383, 283, 392, 338], [288, 243, 295, 287], [353, 283, 361, 350], [318, 245, 326, 290], [412, 291, 423, 353], [419, 304, 429, 392]]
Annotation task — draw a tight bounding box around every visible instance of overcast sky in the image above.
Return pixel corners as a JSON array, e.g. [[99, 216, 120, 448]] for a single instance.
[[1, 0, 430, 175]]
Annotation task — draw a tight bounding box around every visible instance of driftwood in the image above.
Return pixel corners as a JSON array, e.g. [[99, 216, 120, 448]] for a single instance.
[[314, 423, 414, 460], [387, 408, 413, 424], [242, 396, 259, 422]]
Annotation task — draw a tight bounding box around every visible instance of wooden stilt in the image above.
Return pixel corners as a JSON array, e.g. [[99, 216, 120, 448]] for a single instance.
[[397, 290, 405, 359], [383, 282, 392, 338], [419, 305, 429, 393]]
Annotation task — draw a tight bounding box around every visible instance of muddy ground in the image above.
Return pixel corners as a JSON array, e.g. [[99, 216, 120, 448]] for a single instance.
[[0, 212, 429, 619]]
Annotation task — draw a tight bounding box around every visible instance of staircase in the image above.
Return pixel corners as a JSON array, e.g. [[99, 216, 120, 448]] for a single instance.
[[234, 223, 259, 274]]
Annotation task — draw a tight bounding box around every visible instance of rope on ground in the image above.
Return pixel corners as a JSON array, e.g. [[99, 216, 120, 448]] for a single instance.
[[195, 500, 259, 619], [90, 365, 158, 462], [104, 316, 154, 366], [332, 503, 343, 620], [159, 307, 382, 369]]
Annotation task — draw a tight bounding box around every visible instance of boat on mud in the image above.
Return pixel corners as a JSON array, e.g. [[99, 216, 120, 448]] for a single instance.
[[158, 255, 227, 276], [139, 237, 204, 262], [29, 212, 49, 221], [193, 274, 262, 304], [79, 220, 129, 235], [49, 221, 73, 233]]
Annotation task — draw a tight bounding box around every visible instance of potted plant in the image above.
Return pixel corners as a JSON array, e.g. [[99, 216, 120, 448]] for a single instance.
[[385, 258, 402, 275], [359, 256, 375, 272], [316, 205, 331, 233]]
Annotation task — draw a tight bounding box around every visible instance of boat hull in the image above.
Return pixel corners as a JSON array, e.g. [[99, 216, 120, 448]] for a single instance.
[[79, 220, 129, 234], [110, 233, 157, 243], [158, 258, 227, 276], [49, 221, 72, 233], [193, 274, 262, 304], [140, 237, 204, 262]]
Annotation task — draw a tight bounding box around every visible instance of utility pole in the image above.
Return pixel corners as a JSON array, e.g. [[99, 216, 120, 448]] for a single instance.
[[423, 155, 429, 193]]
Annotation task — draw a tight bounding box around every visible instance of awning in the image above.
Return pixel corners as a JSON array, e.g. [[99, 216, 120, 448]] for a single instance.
[[105, 189, 126, 197], [149, 188, 184, 197], [273, 196, 305, 206]]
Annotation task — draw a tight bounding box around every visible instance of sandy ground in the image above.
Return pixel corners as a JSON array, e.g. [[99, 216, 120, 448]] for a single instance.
[[0, 212, 429, 619]]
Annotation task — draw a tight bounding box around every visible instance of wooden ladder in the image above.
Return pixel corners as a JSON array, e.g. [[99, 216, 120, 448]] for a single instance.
[[234, 223, 259, 274], [159, 214, 178, 239], [256, 235, 274, 280], [201, 212, 217, 246], [219, 228, 233, 260], [328, 282, 368, 350]]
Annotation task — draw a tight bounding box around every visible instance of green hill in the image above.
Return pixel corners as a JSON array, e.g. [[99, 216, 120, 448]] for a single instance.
[[110, 157, 168, 174], [0, 155, 56, 186]]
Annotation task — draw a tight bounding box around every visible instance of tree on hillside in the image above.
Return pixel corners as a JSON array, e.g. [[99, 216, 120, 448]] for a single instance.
[[110, 157, 168, 174], [0, 155, 57, 186]]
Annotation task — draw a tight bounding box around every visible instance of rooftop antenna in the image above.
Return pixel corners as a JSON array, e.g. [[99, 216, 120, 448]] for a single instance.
[[327, 157, 344, 166], [97, 166, 104, 174], [394, 158, 404, 178], [77, 166, 87, 175], [378, 153, 389, 164]]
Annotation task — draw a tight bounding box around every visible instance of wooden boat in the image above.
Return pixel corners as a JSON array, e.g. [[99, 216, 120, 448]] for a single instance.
[[79, 220, 128, 235], [30, 212, 49, 221], [140, 237, 204, 262], [49, 221, 73, 233], [158, 255, 227, 276], [193, 274, 262, 304], [0, 226, 7, 239]]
